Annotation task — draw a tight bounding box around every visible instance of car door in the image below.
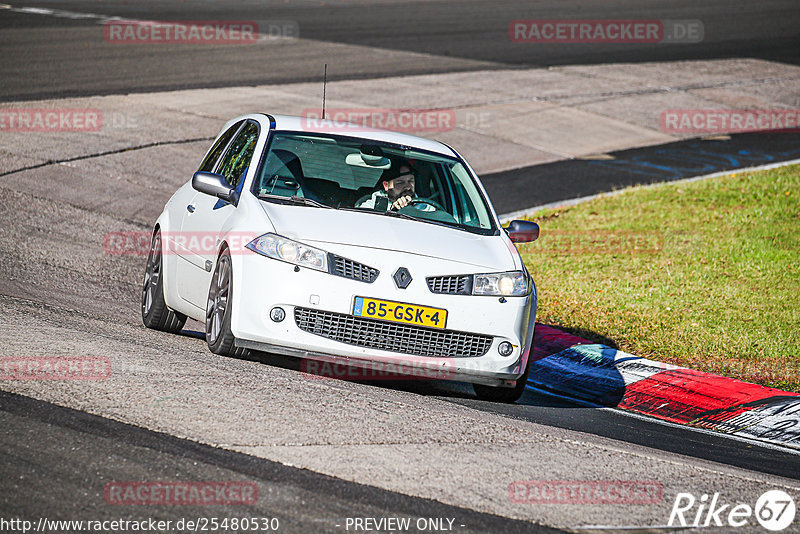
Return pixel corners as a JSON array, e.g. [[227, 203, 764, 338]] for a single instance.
[[176, 120, 260, 308], [172, 119, 243, 266]]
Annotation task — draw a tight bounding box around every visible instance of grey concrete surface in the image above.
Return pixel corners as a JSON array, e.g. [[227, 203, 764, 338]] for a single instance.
[[2, 58, 799, 176]]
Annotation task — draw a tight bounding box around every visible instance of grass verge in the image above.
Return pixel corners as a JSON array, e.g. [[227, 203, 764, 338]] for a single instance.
[[519, 164, 800, 391]]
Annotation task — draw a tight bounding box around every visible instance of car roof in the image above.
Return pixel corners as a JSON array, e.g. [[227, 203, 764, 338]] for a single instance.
[[259, 114, 459, 158]]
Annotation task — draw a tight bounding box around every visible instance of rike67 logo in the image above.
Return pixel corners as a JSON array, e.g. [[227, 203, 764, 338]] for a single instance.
[[669, 490, 796, 531]]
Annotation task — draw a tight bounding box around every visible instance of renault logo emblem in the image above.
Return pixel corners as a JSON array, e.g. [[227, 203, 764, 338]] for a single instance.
[[393, 267, 412, 289]]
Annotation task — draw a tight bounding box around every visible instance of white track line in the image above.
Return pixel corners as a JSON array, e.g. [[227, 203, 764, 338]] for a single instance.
[[9, 5, 123, 21], [4, 4, 290, 42]]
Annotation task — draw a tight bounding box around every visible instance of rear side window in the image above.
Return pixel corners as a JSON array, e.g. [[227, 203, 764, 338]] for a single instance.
[[198, 120, 244, 173], [218, 121, 260, 188]]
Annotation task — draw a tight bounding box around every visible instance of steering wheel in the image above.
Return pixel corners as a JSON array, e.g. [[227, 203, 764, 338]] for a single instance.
[[405, 197, 447, 212]]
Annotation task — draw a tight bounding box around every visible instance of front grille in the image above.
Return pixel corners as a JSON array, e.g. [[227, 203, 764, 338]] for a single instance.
[[295, 307, 492, 358], [427, 275, 472, 295], [330, 255, 379, 283]]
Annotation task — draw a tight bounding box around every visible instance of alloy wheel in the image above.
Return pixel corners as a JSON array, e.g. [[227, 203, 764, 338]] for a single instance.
[[142, 232, 162, 317], [206, 255, 230, 345]]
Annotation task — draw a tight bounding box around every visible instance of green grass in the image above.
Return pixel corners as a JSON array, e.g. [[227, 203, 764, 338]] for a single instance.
[[519, 164, 800, 391]]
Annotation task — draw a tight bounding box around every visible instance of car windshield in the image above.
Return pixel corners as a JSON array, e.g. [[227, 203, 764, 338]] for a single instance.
[[252, 132, 496, 234]]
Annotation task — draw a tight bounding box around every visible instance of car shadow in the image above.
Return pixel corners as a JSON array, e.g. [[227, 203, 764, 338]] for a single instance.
[[178, 329, 205, 340], [220, 322, 626, 409], [524, 322, 628, 407], [239, 350, 305, 373], [235, 349, 487, 400]]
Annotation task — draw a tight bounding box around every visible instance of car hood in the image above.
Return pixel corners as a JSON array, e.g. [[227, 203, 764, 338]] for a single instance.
[[260, 202, 513, 271]]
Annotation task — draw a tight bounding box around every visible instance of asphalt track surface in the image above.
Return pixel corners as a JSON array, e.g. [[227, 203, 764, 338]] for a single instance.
[[447, 385, 800, 480], [0, 391, 558, 534], [1, 0, 799, 100], [288, 372, 800, 481], [3, 1, 800, 531]]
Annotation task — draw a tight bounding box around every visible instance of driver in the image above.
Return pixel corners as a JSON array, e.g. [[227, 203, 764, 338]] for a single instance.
[[358, 164, 432, 211]]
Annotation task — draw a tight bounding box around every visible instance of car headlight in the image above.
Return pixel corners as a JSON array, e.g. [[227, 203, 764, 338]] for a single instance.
[[473, 271, 528, 296], [246, 233, 327, 272]]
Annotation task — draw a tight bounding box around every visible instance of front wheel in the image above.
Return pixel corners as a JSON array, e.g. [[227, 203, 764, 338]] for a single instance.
[[472, 361, 532, 403], [205, 247, 248, 358], [142, 229, 187, 333]]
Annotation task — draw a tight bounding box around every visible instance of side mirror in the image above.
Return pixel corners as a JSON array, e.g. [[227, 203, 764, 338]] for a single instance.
[[192, 171, 236, 202], [504, 220, 539, 243]]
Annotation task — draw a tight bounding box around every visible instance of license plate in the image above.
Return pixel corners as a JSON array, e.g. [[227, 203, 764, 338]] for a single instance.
[[353, 297, 447, 329]]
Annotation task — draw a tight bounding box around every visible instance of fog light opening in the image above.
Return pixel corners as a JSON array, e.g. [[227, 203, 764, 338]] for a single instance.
[[270, 307, 286, 322], [498, 341, 514, 357]]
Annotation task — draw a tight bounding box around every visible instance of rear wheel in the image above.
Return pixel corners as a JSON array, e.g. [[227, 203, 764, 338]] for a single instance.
[[206, 247, 248, 358], [142, 229, 187, 333]]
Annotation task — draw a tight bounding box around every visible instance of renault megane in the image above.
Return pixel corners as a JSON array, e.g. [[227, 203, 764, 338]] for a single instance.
[[142, 113, 540, 402]]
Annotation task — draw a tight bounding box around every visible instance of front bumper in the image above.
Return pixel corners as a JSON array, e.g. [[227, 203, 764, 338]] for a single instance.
[[229, 245, 536, 387]]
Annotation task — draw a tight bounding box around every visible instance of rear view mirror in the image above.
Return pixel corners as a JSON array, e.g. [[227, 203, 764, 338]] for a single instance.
[[345, 152, 390, 169], [192, 171, 236, 202], [504, 220, 539, 243]]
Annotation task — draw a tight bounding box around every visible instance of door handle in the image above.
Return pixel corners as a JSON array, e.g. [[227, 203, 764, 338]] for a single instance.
[[186, 205, 195, 213]]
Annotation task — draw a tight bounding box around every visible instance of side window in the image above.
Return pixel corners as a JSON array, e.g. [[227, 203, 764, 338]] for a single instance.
[[198, 121, 243, 173], [450, 164, 491, 229], [218, 121, 260, 188]]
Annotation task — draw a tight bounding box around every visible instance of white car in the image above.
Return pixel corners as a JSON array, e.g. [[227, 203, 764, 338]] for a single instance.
[[142, 114, 540, 402]]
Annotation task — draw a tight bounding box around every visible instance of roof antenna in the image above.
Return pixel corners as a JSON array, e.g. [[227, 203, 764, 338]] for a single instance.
[[322, 63, 327, 120]]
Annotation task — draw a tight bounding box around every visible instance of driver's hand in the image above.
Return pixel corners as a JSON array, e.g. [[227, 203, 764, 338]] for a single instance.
[[391, 195, 412, 210]]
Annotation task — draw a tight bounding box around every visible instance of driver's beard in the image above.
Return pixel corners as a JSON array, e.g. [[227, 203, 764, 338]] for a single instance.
[[388, 188, 414, 201]]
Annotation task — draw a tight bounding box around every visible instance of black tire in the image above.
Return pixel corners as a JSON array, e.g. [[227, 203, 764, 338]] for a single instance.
[[205, 247, 248, 358], [142, 229, 187, 333], [472, 360, 532, 403]]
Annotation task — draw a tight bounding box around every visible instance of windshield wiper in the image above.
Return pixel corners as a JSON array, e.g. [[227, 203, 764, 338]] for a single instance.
[[339, 206, 423, 222], [257, 194, 332, 209], [382, 209, 419, 221], [289, 196, 332, 208], [338, 205, 486, 233]]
